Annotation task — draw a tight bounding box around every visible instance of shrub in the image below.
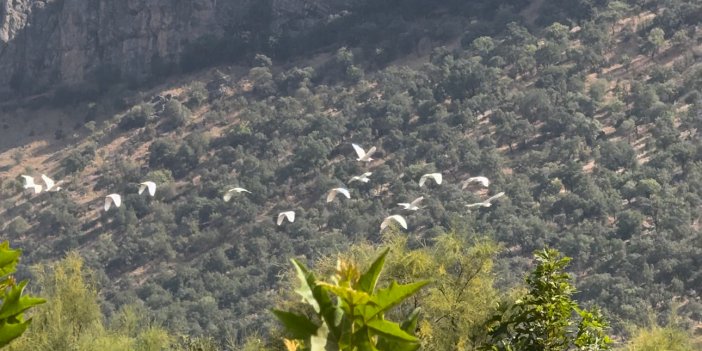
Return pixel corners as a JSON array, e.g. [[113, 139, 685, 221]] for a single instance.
[[119, 104, 153, 131]]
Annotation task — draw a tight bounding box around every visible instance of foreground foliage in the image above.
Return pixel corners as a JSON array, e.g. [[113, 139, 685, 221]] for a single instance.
[[3, 0, 702, 343], [621, 324, 699, 351], [0, 241, 45, 348], [482, 249, 611, 351], [313, 229, 502, 350], [275, 248, 428, 350], [5, 252, 260, 351]]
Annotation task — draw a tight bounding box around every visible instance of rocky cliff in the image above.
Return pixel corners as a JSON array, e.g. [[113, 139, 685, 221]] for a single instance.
[[0, 0, 356, 98]]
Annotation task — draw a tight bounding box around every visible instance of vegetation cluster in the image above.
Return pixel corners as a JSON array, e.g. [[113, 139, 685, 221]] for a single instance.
[[2, 0, 702, 349]]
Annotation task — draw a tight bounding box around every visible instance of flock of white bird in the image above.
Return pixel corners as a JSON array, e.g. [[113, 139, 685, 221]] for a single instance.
[[19, 143, 505, 232]]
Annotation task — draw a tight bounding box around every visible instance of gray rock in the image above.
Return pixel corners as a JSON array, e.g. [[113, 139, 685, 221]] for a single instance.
[[0, 0, 359, 98]]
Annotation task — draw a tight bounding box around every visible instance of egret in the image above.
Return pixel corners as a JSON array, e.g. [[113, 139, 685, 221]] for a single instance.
[[380, 215, 407, 231], [138, 181, 157, 197], [104, 194, 122, 211], [465, 192, 505, 208], [326, 188, 351, 203], [398, 196, 424, 211], [349, 172, 372, 183], [277, 211, 295, 225], [462, 176, 490, 189], [351, 143, 377, 162], [223, 187, 251, 202], [418, 173, 442, 187], [21, 175, 42, 194]]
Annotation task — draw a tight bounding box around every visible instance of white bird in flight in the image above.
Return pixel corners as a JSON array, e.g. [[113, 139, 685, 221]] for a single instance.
[[277, 211, 296, 225], [349, 172, 372, 183], [21, 175, 42, 194], [465, 192, 505, 208], [398, 196, 424, 211], [352, 143, 377, 162], [462, 176, 490, 189], [138, 181, 157, 197], [104, 194, 122, 211], [418, 173, 442, 187], [223, 187, 251, 202], [41, 174, 61, 192], [326, 188, 351, 203], [380, 215, 407, 231]]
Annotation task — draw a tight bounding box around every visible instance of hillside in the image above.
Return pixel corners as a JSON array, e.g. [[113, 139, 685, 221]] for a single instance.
[[2, 0, 702, 347]]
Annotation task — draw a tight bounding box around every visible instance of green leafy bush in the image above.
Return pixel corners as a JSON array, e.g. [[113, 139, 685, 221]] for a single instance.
[[274, 249, 428, 350], [0, 241, 46, 347]]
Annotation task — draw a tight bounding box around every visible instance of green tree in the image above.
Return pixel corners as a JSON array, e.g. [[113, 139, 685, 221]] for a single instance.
[[622, 324, 699, 351], [7, 252, 174, 351], [646, 28, 665, 58], [482, 249, 612, 351], [0, 241, 45, 347], [310, 229, 502, 350]]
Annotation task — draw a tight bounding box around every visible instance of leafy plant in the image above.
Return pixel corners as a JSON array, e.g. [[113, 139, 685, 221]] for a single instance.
[[0, 241, 46, 347], [274, 248, 428, 350], [481, 249, 612, 351]]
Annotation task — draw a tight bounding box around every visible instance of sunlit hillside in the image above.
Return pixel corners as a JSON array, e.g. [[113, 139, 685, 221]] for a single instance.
[[2, 0, 702, 348]]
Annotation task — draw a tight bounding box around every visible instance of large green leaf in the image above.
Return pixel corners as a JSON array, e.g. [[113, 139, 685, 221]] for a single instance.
[[358, 248, 388, 294], [312, 283, 340, 342], [0, 319, 31, 347], [361, 280, 429, 320], [377, 309, 423, 351], [292, 259, 340, 342], [0, 281, 47, 320], [400, 308, 420, 334], [292, 259, 321, 313], [367, 319, 419, 342], [0, 242, 21, 278], [272, 310, 319, 339]]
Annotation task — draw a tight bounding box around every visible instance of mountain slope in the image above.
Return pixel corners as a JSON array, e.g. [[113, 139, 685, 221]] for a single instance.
[[2, 0, 702, 343]]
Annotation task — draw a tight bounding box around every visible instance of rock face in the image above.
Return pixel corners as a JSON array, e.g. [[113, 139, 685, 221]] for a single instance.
[[0, 0, 356, 97]]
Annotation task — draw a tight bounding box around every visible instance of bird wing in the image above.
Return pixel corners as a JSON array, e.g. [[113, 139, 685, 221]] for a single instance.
[[111, 194, 122, 208], [351, 143, 366, 158], [362, 172, 373, 177], [142, 182, 156, 196], [104, 196, 112, 211], [476, 176, 489, 187], [21, 175, 35, 188], [235, 187, 251, 193], [432, 173, 443, 185], [138, 183, 147, 195], [380, 218, 390, 230], [467, 176, 489, 187], [337, 188, 350, 199], [389, 215, 407, 229], [465, 202, 486, 208], [326, 190, 338, 203], [278, 211, 295, 225], [410, 196, 425, 206], [397, 203, 410, 209], [418, 174, 428, 187], [41, 174, 55, 190], [486, 192, 505, 203], [223, 189, 234, 202], [364, 146, 377, 158]]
